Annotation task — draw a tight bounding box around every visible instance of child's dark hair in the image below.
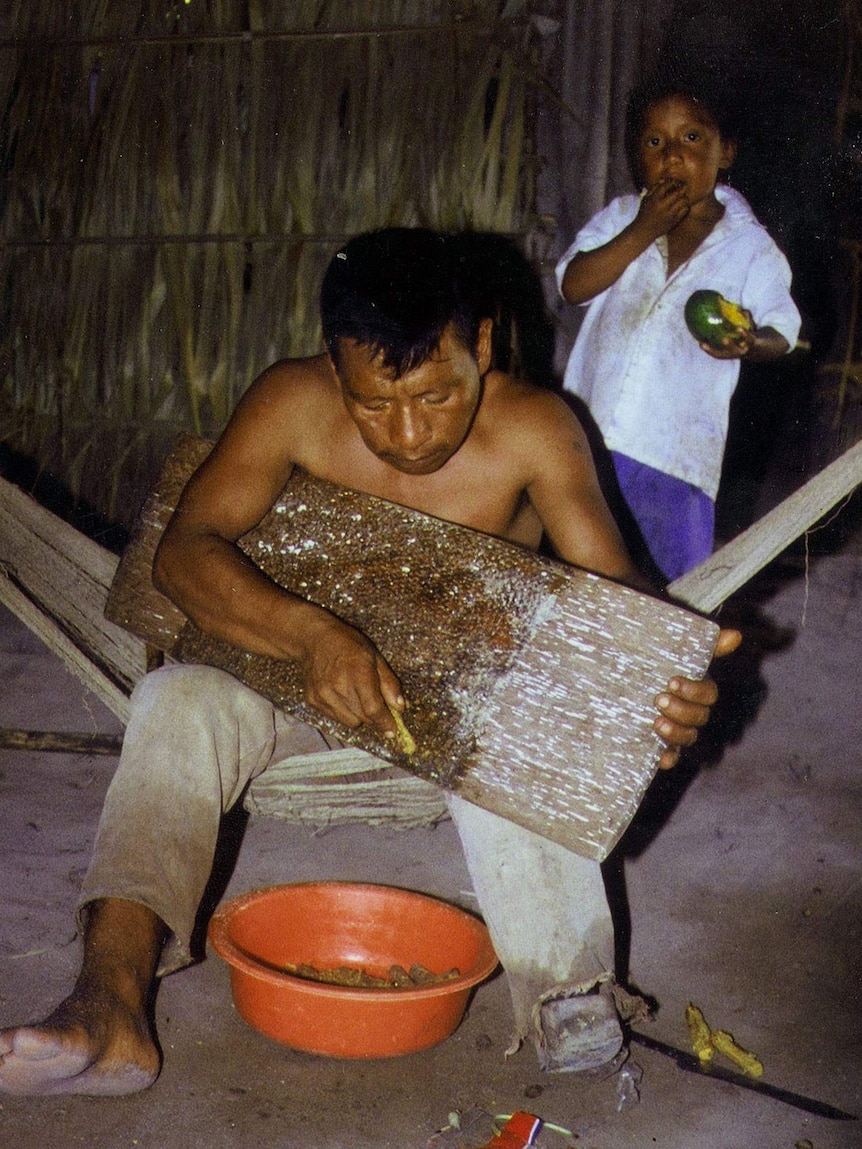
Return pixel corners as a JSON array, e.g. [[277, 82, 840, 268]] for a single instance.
[[320, 227, 484, 377], [624, 70, 742, 187]]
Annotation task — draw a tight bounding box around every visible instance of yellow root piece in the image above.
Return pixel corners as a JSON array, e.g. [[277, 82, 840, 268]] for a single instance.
[[684, 1004, 763, 1077], [685, 1002, 715, 1063], [711, 1029, 764, 1078], [388, 704, 417, 755]]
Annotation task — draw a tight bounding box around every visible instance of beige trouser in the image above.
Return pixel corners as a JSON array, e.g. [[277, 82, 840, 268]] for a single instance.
[[79, 664, 614, 1043]]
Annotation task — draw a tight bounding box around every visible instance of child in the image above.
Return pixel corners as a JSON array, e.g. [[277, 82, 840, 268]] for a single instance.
[[555, 78, 801, 582]]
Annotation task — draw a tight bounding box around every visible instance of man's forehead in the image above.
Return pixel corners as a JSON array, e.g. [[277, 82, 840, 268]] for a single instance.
[[336, 332, 457, 377], [340, 357, 448, 404]]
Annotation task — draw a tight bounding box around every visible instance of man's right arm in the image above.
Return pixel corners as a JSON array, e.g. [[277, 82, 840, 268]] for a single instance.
[[153, 361, 404, 737], [154, 362, 313, 660]]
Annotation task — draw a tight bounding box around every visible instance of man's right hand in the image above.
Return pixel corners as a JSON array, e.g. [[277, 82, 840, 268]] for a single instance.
[[297, 611, 404, 741]]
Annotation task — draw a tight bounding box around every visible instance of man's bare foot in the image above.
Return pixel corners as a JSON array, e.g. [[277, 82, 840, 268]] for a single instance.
[[0, 985, 161, 1096], [0, 898, 167, 1096]]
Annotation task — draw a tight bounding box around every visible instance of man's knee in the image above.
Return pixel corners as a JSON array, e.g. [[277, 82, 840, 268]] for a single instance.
[[124, 664, 281, 797], [129, 664, 273, 732]]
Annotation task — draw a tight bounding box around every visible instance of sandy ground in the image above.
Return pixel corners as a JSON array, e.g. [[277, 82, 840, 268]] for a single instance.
[[0, 548, 860, 1148]]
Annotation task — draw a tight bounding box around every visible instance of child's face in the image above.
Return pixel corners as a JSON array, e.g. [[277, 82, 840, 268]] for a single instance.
[[637, 94, 735, 212]]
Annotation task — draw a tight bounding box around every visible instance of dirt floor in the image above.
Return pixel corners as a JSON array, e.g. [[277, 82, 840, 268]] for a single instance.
[[1, 540, 860, 1148]]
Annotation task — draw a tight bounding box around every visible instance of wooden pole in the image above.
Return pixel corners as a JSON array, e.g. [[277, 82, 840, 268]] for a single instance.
[[668, 438, 862, 613], [0, 728, 123, 755]]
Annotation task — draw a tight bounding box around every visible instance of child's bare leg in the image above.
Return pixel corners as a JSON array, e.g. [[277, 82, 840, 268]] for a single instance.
[[0, 898, 165, 1096]]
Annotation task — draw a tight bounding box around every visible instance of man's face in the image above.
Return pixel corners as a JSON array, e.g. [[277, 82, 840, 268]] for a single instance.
[[335, 321, 491, 475]]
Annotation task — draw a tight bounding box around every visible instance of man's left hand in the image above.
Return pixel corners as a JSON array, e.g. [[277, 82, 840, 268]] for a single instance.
[[652, 627, 742, 769]]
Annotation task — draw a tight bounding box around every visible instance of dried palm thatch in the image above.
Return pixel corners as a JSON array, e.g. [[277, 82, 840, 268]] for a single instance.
[[0, 0, 543, 530]]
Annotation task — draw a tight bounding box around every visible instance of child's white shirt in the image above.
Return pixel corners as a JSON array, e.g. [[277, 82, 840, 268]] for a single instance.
[[554, 185, 801, 500]]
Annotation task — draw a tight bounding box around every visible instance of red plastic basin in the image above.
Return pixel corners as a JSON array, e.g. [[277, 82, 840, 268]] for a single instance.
[[208, 881, 499, 1058]]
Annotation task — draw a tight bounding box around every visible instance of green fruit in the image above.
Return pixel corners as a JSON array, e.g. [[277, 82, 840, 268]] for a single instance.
[[684, 289, 752, 348]]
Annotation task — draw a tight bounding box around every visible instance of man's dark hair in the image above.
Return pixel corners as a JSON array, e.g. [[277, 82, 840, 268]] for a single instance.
[[320, 228, 484, 377]]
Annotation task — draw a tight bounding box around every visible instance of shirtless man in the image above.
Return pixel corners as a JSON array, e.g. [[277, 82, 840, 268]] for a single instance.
[[0, 228, 739, 1096]]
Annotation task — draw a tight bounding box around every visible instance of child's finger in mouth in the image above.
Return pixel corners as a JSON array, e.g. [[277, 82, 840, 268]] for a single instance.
[[646, 177, 685, 196]]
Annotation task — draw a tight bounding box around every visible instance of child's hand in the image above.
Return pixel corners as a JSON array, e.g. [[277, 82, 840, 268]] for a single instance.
[[636, 177, 690, 238], [699, 316, 755, 360], [701, 320, 791, 363]]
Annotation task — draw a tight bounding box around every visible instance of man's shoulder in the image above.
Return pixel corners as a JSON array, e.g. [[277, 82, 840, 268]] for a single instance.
[[243, 353, 341, 422], [481, 371, 579, 443], [485, 369, 569, 410], [255, 352, 335, 396], [225, 353, 344, 464]]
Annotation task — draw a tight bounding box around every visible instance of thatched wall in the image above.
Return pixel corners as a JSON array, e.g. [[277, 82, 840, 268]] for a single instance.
[[0, 1, 541, 532]]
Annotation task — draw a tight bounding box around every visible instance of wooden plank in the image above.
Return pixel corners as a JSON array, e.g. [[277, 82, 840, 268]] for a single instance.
[[9, 431, 862, 857], [458, 567, 716, 858], [104, 434, 209, 652]]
